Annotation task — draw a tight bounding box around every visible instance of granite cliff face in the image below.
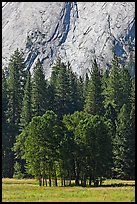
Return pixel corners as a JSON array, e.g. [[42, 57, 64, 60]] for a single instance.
[[2, 2, 135, 78]]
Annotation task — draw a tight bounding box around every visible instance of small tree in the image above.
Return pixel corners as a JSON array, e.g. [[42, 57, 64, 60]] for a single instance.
[[13, 161, 24, 179]]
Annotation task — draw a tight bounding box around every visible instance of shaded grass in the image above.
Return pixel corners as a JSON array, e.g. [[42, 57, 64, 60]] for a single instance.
[[100, 179, 135, 188], [2, 178, 135, 202]]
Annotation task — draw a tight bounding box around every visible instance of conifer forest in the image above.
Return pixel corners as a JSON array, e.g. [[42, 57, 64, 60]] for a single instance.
[[2, 49, 135, 187]]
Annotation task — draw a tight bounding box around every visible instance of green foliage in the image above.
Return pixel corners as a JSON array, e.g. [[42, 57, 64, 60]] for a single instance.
[[2, 69, 10, 177], [119, 66, 132, 113], [19, 70, 32, 131], [7, 48, 27, 125], [63, 112, 113, 185], [13, 162, 24, 179], [16, 111, 62, 185], [50, 60, 84, 118], [127, 79, 135, 179], [31, 59, 48, 117], [3, 49, 135, 184], [103, 55, 122, 114], [84, 59, 104, 115], [3, 49, 27, 177], [113, 104, 131, 179]]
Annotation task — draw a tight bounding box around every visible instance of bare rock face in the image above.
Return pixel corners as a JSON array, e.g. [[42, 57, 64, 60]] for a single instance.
[[2, 2, 135, 78]]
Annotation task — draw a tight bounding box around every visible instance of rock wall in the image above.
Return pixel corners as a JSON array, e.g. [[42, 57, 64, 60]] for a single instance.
[[2, 2, 135, 78]]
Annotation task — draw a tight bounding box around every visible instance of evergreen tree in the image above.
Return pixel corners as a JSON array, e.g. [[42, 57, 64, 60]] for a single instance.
[[19, 70, 32, 131], [2, 69, 8, 139], [83, 72, 89, 98], [63, 111, 90, 186], [6, 49, 26, 177], [63, 112, 113, 186], [120, 66, 132, 113], [67, 63, 84, 113], [50, 57, 61, 91], [4, 49, 135, 183], [17, 70, 32, 176], [31, 59, 48, 117], [103, 54, 122, 115], [84, 59, 104, 115], [76, 114, 113, 186], [67, 63, 77, 113], [50, 60, 79, 117], [113, 104, 131, 179], [2, 69, 10, 177], [102, 68, 109, 107], [7, 49, 26, 125], [76, 76, 84, 111], [126, 45, 135, 77], [103, 59, 132, 137], [54, 62, 72, 116], [104, 103, 117, 136], [126, 79, 135, 179]]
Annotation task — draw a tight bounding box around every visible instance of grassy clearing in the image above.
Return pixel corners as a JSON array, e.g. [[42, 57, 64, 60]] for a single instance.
[[2, 178, 135, 202]]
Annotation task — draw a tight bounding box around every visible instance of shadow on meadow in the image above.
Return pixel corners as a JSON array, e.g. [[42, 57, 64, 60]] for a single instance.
[[3, 178, 135, 188], [55, 180, 135, 188]]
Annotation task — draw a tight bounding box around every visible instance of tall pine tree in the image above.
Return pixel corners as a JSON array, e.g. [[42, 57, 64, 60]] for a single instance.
[[2, 69, 10, 177], [31, 59, 48, 117], [103, 54, 122, 115], [113, 104, 131, 179], [126, 78, 135, 179], [119, 65, 132, 113], [50, 60, 80, 117], [19, 70, 32, 131], [84, 59, 104, 115], [6, 49, 27, 177]]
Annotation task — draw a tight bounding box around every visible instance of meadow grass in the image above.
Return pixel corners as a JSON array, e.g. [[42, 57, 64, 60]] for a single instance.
[[2, 178, 135, 202]]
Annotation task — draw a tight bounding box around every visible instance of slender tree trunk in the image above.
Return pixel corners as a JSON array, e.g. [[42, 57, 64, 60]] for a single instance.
[[42, 164, 45, 186], [61, 178, 63, 186], [54, 164, 58, 187], [60, 161, 63, 186], [89, 176, 92, 186], [75, 177, 79, 186], [66, 170, 69, 186], [69, 170, 71, 186], [75, 169, 80, 186], [69, 179, 71, 186], [94, 178, 99, 187], [54, 170, 57, 187], [55, 177, 58, 186], [100, 177, 103, 186], [49, 171, 51, 187], [83, 177, 86, 187], [39, 177, 42, 186], [45, 178, 47, 186], [81, 175, 86, 187], [63, 179, 66, 186], [81, 178, 83, 186], [42, 177, 44, 186], [75, 159, 80, 186]]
